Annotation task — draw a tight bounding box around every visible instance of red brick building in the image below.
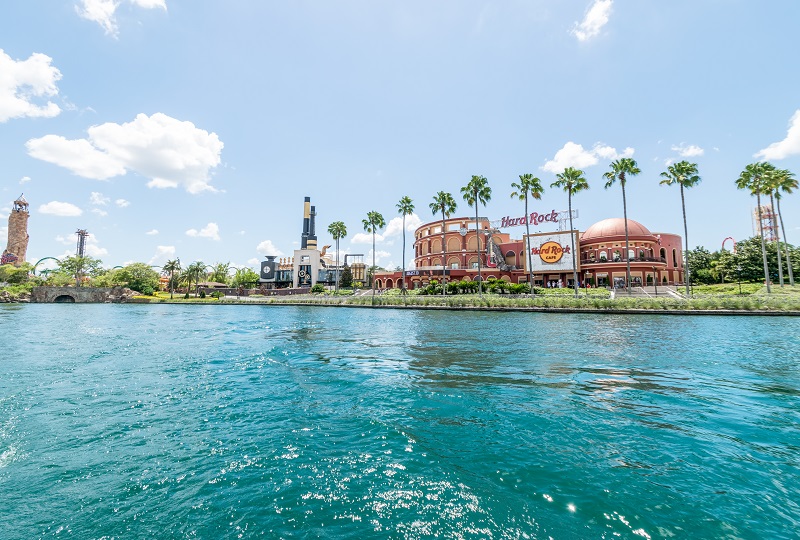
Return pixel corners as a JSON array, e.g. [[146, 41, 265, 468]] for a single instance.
[[374, 216, 683, 290]]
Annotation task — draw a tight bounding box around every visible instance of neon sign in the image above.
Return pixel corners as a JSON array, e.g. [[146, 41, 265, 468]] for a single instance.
[[499, 211, 559, 228]]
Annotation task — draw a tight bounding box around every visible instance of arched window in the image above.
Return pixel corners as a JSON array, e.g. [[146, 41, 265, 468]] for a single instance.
[[660, 247, 666, 261], [505, 250, 516, 266], [600, 250, 607, 261], [613, 250, 621, 262], [447, 237, 461, 252], [672, 248, 678, 267]]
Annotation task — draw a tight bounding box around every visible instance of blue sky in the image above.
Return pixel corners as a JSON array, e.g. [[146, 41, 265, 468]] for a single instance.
[[2, 0, 800, 272]]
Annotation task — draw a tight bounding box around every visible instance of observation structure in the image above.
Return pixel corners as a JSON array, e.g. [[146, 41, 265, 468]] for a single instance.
[[753, 205, 778, 242], [2, 195, 30, 266]]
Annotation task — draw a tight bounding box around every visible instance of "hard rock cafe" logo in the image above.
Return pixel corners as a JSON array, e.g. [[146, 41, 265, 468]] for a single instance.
[[530, 241, 569, 264]]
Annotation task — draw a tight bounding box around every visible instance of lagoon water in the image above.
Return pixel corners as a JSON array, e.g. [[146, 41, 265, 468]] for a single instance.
[[1, 304, 798, 539]]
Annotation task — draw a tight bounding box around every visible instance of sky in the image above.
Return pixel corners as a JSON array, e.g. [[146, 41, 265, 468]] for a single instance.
[[2, 0, 800, 273]]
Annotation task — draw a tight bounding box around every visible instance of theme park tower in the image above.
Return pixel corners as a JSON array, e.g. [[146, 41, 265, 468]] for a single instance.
[[2, 195, 30, 266]]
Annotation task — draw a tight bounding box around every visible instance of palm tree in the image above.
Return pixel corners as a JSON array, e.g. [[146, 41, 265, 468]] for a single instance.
[[429, 191, 457, 296], [659, 160, 701, 297], [603, 157, 641, 294], [768, 168, 798, 286], [362, 211, 386, 304], [327, 221, 347, 293], [396, 196, 415, 294], [511, 174, 545, 294], [551, 167, 589, 297], [461, 176, 492, 297], [736, 162, 775, 293], [183, 261, 206, 297], [162, 258, 181, 299], [209, 262, 230, 284]]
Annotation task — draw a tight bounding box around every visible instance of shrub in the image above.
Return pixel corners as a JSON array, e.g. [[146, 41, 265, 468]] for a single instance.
[[199, 290, 206, 298], [140, 285, 155, 296], [310, 284, 325, 294], [184, 292, 190, 299]]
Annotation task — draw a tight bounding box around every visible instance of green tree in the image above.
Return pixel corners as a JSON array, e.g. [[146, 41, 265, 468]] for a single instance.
[[208, 262, 230, 284], [362, 211, 386, 303], [327, 221, 347, 294], [603, 157, 641, 294], [231, 267, 260, 288], [183, 261, 206, 297], [396, 196, 415, 294], [736, 162, 775, 292], [117, 263, 160, 294], [511, 173, 545, 294], [340, 265, 353, 288], [0, 262, 32, 284], [660, 160, 701, 296], [768, 168, 798, 286], [551, 167, 589, 297], [56, 255, 103, 286], [162, 259, 181, 299], [461, 175, 491, 297], [429, 191, 457, 296]]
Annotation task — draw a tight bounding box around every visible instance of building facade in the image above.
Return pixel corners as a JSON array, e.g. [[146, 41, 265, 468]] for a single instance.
[[374, 216, 683, 290]]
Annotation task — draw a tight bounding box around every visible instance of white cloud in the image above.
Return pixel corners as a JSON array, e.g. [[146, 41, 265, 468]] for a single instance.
[[368, 249, 393, 267], [26, 112, 224, 194], [571, 0, 613, 42], [384, 213, 423, 238], [145, 229, 159, 235], [352, 232, 385, 245], [186, 222, 220, 241], [542, 142, 633, 173], [247, 257, 260, 266], [91, 208, 108, 217], [76, 0, 167, 38], [671, 143, 704, 158], [19, 176, 31, 184], [90, 191, 110, 205], [148, 245, 175, 265], [256, 239, 284, 257], [115, 198, 130, 207], [39, 201, 83, 217], [755, 109, 800, 160], [0, 49, 62, 122]]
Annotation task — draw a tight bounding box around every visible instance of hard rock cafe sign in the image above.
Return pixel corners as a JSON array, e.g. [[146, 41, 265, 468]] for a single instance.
[[533, 241, 569, 264], [497, 211, 559, 228]]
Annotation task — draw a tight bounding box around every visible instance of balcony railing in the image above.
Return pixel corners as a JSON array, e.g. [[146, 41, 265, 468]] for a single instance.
[[581, 256, 667, 265]]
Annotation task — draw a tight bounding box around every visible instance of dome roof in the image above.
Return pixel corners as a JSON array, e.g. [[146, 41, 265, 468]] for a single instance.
[[581, 218, 653, 241]]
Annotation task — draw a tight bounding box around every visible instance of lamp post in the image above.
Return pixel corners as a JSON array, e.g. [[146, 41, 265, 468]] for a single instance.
[[737, 265, 742, 295], [652, 266, 658, 296]]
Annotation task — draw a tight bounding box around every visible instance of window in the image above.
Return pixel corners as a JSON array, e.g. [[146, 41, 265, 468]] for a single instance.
[[600, 250, 607, 261], [613, 250, 621, 262]]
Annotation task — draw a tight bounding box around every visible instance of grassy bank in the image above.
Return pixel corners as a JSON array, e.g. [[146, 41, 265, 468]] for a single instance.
[[127, 284, 800, 312]]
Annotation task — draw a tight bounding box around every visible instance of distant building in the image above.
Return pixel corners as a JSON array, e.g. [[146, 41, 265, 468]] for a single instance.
[[373, 216, 684, 290], [2, 195, 30, 266]]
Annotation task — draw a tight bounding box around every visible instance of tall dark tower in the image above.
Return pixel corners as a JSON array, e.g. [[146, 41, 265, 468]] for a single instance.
[[2, 194, 30, 266], [307, 204, 317, 250], [76, 229, 89, 258], [301, 197, 311, 249]]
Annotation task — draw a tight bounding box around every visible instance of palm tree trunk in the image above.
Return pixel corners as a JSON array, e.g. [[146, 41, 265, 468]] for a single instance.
[[680, 184, 690, 297], [525, 195, 534, 295], [335, 238, 340, 294], [569, 194, 578, 297], [441, 210, 446, 297], [622, 180, 631, 294], [776, 196, 794, 285], [475, 198, 482, 298], [401, 215, 406, 294], [770, 193, 784, 286], [757, 193, 771, 293], [372, 231, 376, 304]]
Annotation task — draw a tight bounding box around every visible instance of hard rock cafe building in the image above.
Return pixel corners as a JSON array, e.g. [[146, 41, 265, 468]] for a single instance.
[[373, 214, 684, 290]]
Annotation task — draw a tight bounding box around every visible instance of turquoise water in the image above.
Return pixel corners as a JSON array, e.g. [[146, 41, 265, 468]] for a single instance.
[[1, 305, 798, 539]]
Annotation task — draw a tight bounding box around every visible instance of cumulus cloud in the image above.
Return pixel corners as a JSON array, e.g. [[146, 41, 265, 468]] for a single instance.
[[186, 222, 220, 241], [91, 208, 108, 217], [671, 143, 704, 158], [256, 239, 284, 257], [148, 245, 175, 265], [755, 110, 800, 160], [26, 112, 224, 194], [247, 257, 260, 266], [19, 176, 31, 184], [145, 229, 159, 235], [89, 191, 110, 205], [351, 232, 385, 245], [384, 213, 423, 238], [571, 0, 613, 42], [542, 142, 633, 173], [0, 49, 62, 122], [76, 0, 167, 38], [115, 198, 130, 207], [39, 201, 83, 217]]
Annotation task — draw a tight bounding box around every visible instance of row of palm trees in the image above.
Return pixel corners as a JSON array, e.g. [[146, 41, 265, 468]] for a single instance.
[[160, 259, 253, 298], [326, 159, 796, 299]]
